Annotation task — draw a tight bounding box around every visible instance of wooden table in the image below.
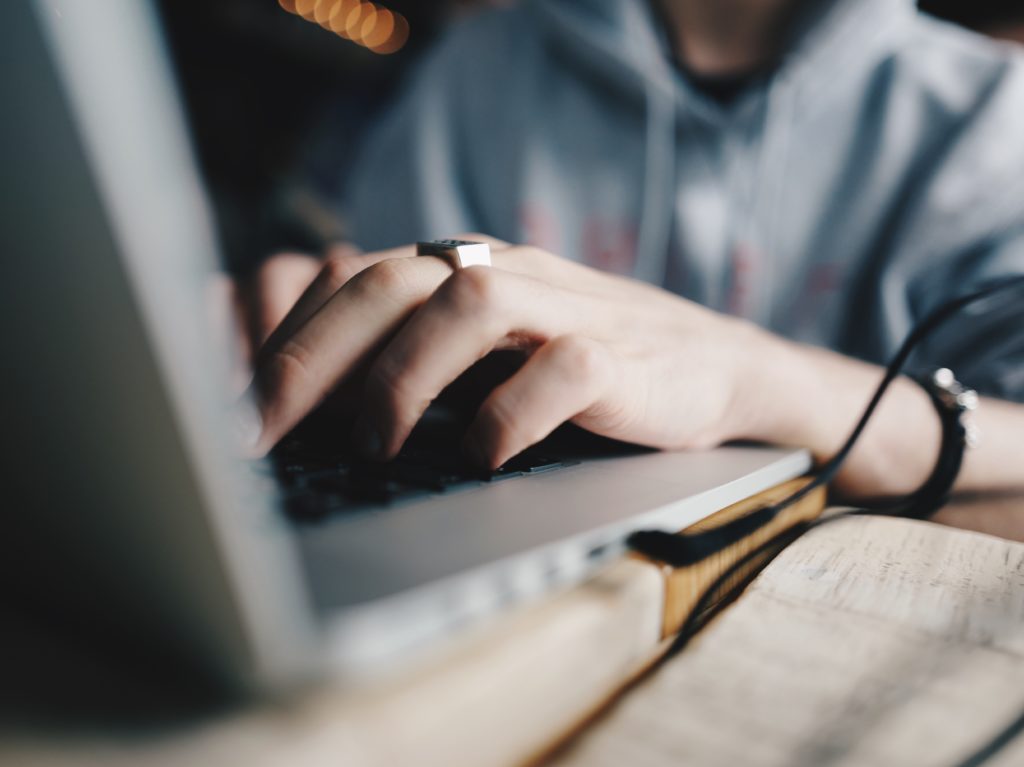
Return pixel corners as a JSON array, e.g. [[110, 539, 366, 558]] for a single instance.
[[3, 491, 1023, 767]]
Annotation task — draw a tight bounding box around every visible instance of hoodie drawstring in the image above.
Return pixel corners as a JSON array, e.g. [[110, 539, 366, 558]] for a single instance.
[[632, 78, 676, 285]]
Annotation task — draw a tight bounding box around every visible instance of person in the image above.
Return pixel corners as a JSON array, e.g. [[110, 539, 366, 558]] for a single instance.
[[238, 0, 1024, 500]]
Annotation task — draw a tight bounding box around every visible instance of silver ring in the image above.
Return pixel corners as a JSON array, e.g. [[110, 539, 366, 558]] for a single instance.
[[416, 239, 491, 269]]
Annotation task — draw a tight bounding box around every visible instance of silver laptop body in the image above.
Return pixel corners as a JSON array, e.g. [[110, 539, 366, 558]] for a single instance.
[[0, 0, 810, 695]]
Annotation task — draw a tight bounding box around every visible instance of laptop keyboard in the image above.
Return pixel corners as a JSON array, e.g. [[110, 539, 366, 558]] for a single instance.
[[272, 436, 577, 523]]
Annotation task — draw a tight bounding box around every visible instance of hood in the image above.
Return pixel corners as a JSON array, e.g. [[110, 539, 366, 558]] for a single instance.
[[524, 0, 674, 104], [519, 0, 917, 284], [523, 0, 677, 283], [524, 0, 918, 108]]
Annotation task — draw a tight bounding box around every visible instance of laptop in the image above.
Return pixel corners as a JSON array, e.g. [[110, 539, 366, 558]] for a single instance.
[[0, 0, 810, 696]]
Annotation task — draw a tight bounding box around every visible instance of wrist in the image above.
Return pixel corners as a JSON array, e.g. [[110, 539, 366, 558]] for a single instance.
[[720, 324, 823, 448], [727, 330, 945, 498]]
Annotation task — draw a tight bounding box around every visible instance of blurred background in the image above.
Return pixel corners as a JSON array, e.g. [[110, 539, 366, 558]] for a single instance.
[[155, 0, 1024, 273]]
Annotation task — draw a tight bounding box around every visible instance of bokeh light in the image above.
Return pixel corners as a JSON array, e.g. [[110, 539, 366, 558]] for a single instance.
[[344, 3, 374, 39], [313, 0, 335, 27], [294, 0, 318, 22], [327, 0, 360, 34], [279, 0, 410, 54], [371, 12, 408, 54], [362, 9, 394, 50]]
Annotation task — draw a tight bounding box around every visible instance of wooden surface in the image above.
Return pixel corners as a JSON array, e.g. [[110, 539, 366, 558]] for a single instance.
[[646, 478, 825, 638], [547, 511, 1024, 767], [7, 490, 1024, 767], [2, 558, 663, 767], [934, 493, 1024, 544], [0, 480, 824, 767]]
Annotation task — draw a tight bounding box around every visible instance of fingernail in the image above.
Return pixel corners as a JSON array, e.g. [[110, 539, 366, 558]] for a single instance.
[[233, 402, 263, 452], [352, 416, 383, 459]]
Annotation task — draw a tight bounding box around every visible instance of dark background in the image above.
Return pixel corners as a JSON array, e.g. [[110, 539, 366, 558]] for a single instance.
[[155, 0, 1024, 272]]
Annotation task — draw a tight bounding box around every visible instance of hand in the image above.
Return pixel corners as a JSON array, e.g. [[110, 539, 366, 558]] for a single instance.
[[233, 243, 365, 363], [247, 236, 773, 468], [236, 252, 321, 360]]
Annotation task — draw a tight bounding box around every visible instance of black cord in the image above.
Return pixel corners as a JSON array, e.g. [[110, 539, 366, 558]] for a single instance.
[[628, 274, 1024, 567], [626, 274, 1024, 765], [955, 709, 1024, 767]]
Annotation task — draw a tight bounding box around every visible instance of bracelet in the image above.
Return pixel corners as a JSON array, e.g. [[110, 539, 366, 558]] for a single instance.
[[903, 368, 979, 519]]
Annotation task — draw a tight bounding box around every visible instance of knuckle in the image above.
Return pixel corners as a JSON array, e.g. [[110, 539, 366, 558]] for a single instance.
[[446, 266, 500, 313], [320, 253, 359, 289], [356, 258, 412, 297], [500, 245, 557, 280], [549, 335, 609, 383], [265, 340, 314, 395], [510, 245, 549, 269]]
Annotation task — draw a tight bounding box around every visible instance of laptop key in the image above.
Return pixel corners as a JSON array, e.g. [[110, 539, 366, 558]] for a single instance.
[[485, 466, 525, 482], [347, 476, 434, 505], [526, 457, 579, 474], [494, 453, 579, 475], [275, 440, 578, 523], [285, 490, 338, 521]]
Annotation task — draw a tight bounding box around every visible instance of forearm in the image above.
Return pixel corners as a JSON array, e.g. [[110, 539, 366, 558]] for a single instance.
[[734, 329, 1024, 499]]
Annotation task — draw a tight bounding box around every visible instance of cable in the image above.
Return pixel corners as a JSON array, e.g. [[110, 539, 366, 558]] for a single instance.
[[955, 708, 1024, 767], [626, 274, 1024, 765], [627, 273, 1024, 568]]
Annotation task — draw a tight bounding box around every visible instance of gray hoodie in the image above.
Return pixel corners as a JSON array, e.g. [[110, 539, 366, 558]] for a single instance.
[[343, 0, 1024, 400]]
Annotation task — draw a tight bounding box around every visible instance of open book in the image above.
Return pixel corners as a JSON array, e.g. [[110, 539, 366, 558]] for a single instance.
[[550, 514, 1024, 767]]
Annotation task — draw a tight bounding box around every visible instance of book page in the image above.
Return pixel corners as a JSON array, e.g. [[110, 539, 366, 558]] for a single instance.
[[550, 515, 1024, 767]]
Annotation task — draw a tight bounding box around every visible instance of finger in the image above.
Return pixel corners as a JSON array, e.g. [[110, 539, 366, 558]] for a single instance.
[[263, 238, 516, 358], [353, 267, 584, 460], [251, 255, 455, 454], [464, 335, 616, 469], [251, 238, 559, 453], [246, 253, 323, 347], [257, 243, 403, 360]]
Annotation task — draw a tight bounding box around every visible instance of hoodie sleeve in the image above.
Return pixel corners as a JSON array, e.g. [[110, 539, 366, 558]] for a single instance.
[[910, 228, 1024, 402], [883, 34, 1024, 402]]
